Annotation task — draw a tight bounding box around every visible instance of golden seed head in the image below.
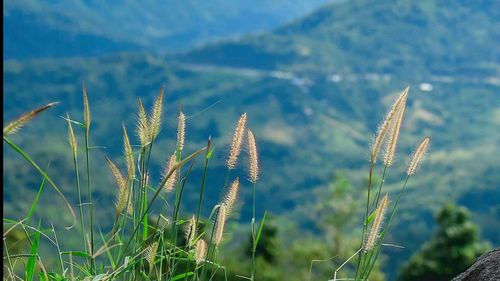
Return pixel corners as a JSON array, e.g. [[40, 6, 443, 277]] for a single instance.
[[214, 204, 227, 246], [67, 113, 78, 156], [194, 239, 207, 264], [227, 113, 247, 170], [137, 98, 149, 147], [122, 125, 135, 180], [106, 157, 131, 215], [162, 153, 177, 192], [372, 87, 409, 163], [145, 241, 159, 269], [383, 92, 408, 167], [3, 102, 59, 136], [82, 85, 91, 136], [407, 137, 431, 176], [364, 194, 390, 252], [224, 178, 240, 214], [150, 88, 164, 140], [247, 130, 259, 183], [177, 112, 186, 151], [185, 215, 196, 247]]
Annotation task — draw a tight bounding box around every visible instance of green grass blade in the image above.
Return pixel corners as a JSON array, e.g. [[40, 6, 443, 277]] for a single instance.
[[27, 178, 46, 220], [172, 272, 194, 280], [26, 220, 41, 281], [253, 211, 268, 252]]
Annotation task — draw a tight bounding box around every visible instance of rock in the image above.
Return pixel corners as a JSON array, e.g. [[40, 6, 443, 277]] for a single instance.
[[452, 248, 500, 281]]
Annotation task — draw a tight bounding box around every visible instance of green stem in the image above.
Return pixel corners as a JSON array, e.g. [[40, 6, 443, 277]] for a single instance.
[[72, 155, 87, 254], [84, 129, 95, 274], [251, 181, 257, 281]]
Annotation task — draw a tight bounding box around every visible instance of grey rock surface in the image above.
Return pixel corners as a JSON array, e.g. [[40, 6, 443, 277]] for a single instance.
[[452, 248, 500, 281]]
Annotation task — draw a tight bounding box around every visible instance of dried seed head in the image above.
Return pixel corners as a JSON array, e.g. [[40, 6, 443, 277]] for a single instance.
[[137, 98, 149, 147], [67, 113, 78, 156], [177, 112, 185, 151], [122, 125, 135, 180], [162, 153, 177, 192], [407, 137, 430, 176], [364, 194, 390, 251], [83, 84, 91, 136], [227, 113, 247, 170], [214, 204, 227, 246], [372, 87, 409, 163], [194, 240, 207, 264], [383, 92, 408, 166], [3, 102, 58, 136], [106, 157, 132, 215], [150, 88, 164, 140], [247, 130, 259, 183], [185, 215, 196, 247], [223, 178, 240, 214], [144, 241, 159, 269]]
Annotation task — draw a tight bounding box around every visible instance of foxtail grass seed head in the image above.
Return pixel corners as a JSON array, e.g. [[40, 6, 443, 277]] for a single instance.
[[372, 87, 409, 163], [224, 178, 240, 214], [383, 92, 408, 166], [227, 113, 247, 170], [145, 241, 159, 269], [364, 194, 390, 252], [407, 137, 431, 176], [3, 102, 58, 136], [83, 85, 91, 136], [162, 153, 177, 192], [66, 113, 77, 156], [247, 129, 259, 183], [214, 204, 227, 246], [185, 215, 196, 247], [177, 112, 185, 151], [150, 88, 164, 140], [137, 98, 149, 147], [106, 158, 131, 215], [122, 125, 135, 180], [195, 239, 207, 264]]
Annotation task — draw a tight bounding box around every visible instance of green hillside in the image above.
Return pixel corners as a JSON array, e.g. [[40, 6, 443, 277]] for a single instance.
[[4, 0, 500, 279]]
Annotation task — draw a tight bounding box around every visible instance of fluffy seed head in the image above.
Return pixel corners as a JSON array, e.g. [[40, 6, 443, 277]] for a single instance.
[[177, 112, 185, 151], [223, 178, 240, 214], [247, 130, 259, 183], [364, 194, 390, 251], [407, 137, 430, 176], [3, 102, 59, 136], [66, 113, 78, 156], [214, 204, 227, 246], [150, 88, 164, 140], [372, 87, 409, 163], [106, 157, 132, 215], [144, 241, 158, 269], [122, 125, 135, 180], [185, 215, 196, 247], [194, 240, 207, 264], [383, 92, 408, 166], [162, 153, 177, 192], [82, 85, 91, 136], [227, 113, 247, 170], [137, 98, 149, 147]]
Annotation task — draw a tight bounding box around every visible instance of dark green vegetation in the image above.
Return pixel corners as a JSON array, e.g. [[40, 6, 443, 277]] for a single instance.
[[4, 0, 329, 59], [4, 0, 500, 279], [399, 204, 490, 281]]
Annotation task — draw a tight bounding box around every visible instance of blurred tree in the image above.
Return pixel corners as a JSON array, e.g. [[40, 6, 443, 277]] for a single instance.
[[398, 203, 491, 281]]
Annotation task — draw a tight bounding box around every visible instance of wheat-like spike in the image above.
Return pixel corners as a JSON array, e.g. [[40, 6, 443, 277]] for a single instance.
[[150, 88, 164, 140], [407, 137, 431, 176], [3, 102, 59, 136], [144, 241, 159, 269], [122, 125, 135, 180], [137, 98, 149, 147], [82, 85, 91, 136], [371, 87, 409, 163], [194, 239, 207, 264], [162, 153, 177, 192], [177, 112, 186, 151], [383, 92, 408, 166], [106, 157, 130, 215], [66, 113, 78, 156], [364, 194, 390, 251], [214, 204, 227, 246], [247, 130, 259, 183], [185, 215, 196, 247], [224, 178, 240, 214], [227, 113, 247, 170]]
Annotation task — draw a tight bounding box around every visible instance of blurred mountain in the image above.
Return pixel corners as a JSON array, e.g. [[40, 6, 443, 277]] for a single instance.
[[3, 0, 331, 59], [4, 0, 500, 279]]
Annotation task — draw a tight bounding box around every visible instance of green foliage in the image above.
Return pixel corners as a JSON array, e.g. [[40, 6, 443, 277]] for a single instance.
[[398, 204, 491, 281]]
